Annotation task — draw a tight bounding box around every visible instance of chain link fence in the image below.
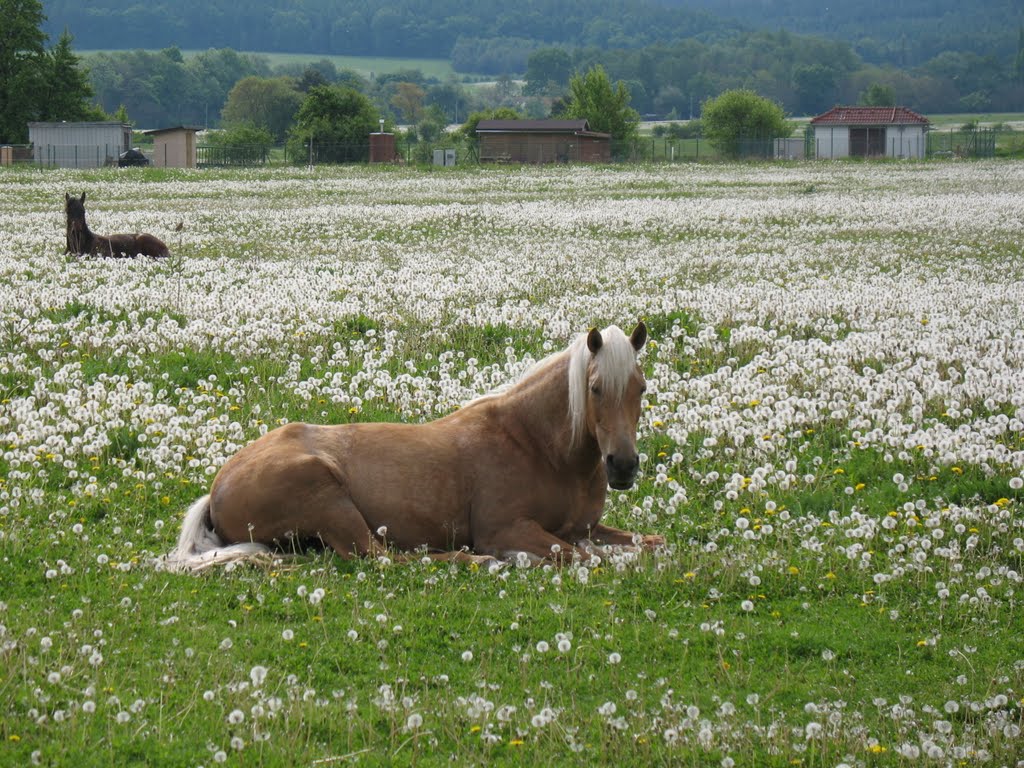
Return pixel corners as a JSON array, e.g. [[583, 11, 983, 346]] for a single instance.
[[5, 128, 1012, 170]]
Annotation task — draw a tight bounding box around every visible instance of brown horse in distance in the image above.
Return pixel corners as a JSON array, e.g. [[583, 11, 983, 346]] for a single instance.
[[65, 192, 170, 259], [166, 322, 664, 571]]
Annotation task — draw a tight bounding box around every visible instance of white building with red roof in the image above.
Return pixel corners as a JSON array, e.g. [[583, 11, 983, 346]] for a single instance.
[[809, 106, 929, 159]]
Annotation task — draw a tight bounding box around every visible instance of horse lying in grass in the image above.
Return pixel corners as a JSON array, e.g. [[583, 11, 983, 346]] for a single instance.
[[65, 192, 170, 259], [166, 322, 664, 571]]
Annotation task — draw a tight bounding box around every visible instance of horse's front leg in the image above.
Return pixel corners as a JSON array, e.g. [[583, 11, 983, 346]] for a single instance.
[[476, 517, 593, 565], [586, 522, 665, 550]]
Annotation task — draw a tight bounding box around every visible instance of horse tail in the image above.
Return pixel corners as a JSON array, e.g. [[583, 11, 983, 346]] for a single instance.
[[162, 495, 272, 573]]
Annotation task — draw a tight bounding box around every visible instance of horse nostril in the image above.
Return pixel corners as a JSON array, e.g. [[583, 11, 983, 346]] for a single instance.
[[606, 453, 639, 474]]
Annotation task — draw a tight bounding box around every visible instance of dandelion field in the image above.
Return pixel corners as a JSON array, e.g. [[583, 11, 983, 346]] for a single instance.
[[0, 161, 1022, 766]]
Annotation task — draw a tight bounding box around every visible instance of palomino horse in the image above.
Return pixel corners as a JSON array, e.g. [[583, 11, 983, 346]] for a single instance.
[[65, 192, 170, 258], [166, 322, 664, 571]]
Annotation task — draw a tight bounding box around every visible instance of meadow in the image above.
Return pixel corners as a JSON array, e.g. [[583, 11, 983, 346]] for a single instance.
[[0, 160, 1022, 766], [78, 50, 463, 82]]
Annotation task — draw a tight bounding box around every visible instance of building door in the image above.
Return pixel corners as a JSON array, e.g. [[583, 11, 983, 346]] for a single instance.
[[849, 127, 886, 157]]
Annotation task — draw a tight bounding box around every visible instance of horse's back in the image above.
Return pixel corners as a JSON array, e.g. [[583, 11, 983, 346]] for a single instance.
[[137, 233, 170, 258], [96, 233, 169, 258], [209, 420, 474, 552]]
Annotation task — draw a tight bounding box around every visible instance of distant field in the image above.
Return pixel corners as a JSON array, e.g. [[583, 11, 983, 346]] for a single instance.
[[79, 49, 466, 81], [927, 112, 1024, 128]]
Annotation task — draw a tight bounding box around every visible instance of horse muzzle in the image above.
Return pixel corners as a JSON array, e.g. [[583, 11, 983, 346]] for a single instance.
[[606, 453, 639, 490]]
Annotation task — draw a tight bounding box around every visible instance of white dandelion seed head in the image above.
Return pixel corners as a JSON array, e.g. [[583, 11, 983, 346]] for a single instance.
[[250, 665, 268, 687]]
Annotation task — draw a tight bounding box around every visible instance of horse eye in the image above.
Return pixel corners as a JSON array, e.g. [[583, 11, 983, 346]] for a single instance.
[[590, 385, 602, 396]]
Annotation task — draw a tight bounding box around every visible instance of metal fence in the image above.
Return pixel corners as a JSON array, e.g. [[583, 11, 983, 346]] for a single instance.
[[927, 128, 996, 158], [0, 145, 33, 166], [197, 144, 272, 167], [4, 143, 129, 168], [3, 129, 1010, 171]]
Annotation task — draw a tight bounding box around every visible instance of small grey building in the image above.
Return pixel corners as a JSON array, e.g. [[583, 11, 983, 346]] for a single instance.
[[809, 107, 929, 159], [28, 121, 133, 168]]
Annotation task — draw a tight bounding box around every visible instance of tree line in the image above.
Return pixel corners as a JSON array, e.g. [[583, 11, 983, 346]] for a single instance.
[[72, 27, 1024, 136], [42, 0, 731, 71], [661, 0, 1022, 68]]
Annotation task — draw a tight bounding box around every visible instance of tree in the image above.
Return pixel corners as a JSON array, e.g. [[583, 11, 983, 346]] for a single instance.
[[390, 82, 425, 123], [0, 0, 48, 142], [792, 63, 836, 115], [221, 76, 302, 142], [560, 64, 639, 142], [286, 84, 381, 163], [205, 123, 274, 164], [1, 5, 104, 142], [701, 89, 790, 158], [425, 82, 468, 123], [523, 48, 573, 96], [43, 29, 100, 122], [859, 83, 896, 107]]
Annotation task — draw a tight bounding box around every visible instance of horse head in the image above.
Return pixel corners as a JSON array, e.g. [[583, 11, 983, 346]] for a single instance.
[[65, 192, 87, 232], [575, 321, 648, 490]]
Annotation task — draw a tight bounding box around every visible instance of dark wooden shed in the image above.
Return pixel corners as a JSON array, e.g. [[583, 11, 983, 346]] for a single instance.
[[476, 120, 611, 164]]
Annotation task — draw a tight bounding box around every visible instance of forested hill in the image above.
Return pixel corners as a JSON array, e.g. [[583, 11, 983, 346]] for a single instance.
[[40, 0, 739, 66], [662, 0, 1022, 67]]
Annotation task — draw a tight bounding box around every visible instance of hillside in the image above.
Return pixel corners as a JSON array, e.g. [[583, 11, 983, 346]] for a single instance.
[[662, 0, 1022, 66], [41, 0, 738, 66], [42, 0, 1022, 71]]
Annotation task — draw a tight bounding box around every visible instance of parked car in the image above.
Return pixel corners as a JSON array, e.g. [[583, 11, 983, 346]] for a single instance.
[[118, 148, 150, 167]]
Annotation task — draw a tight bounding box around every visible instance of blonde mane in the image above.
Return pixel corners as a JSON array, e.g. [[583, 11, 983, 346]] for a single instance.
[[567, 325, 637, 446], [464, 325, 639, 447]]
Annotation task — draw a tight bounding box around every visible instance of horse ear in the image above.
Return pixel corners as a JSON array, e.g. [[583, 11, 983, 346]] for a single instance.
[[586, 327, 603, 354], [630, 321, 648, 352], [65, 192, 70, 202], [80, 192, 86, 203]]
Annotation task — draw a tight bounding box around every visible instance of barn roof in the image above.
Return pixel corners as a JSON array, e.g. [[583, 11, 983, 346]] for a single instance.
[[810, 107, 929, 126], [28, 121, 131, 130], [142, 125, 203, 135], [476, 119, 611, 138]]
